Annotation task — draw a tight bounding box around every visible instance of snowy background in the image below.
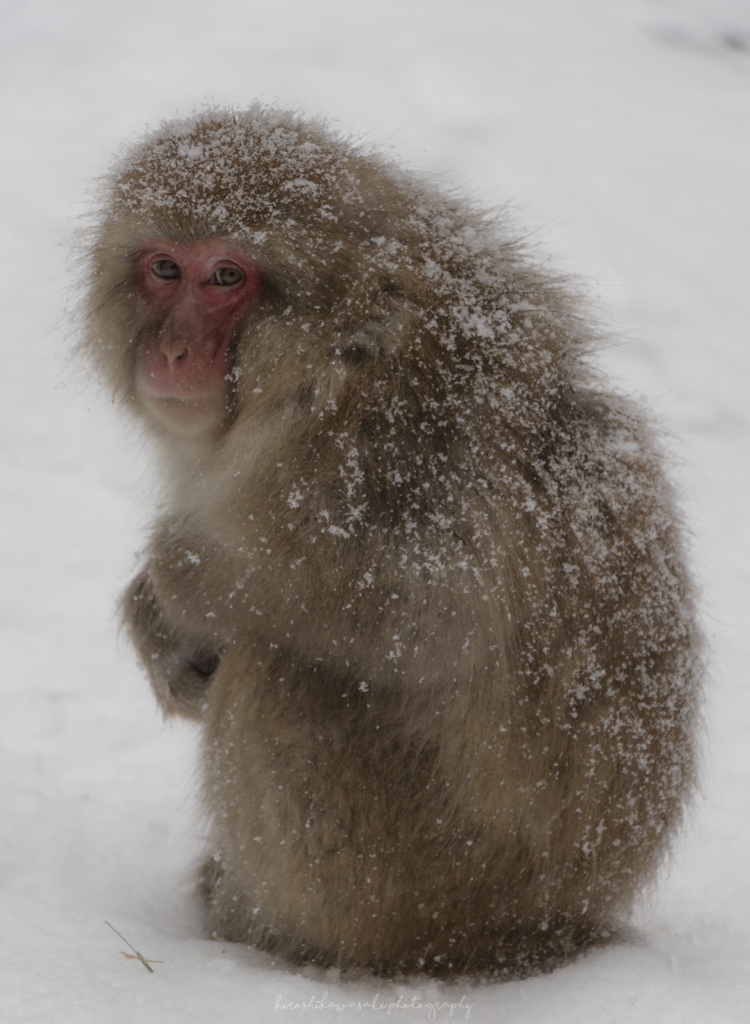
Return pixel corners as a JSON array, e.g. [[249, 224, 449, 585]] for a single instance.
[[1, 0, 749, 1020]]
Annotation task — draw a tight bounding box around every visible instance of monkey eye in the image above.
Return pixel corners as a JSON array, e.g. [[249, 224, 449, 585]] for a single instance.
[[150, 259, 181, 280], [210, 266, 245, 287]]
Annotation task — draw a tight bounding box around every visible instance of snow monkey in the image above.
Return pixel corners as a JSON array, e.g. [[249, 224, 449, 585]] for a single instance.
[[81, 106, 702, 978]]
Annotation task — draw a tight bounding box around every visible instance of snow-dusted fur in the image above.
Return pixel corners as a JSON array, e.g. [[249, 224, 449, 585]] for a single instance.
[[82, 106, 703, 978]]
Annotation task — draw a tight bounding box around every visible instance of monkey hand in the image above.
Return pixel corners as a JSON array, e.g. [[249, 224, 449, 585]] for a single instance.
[[121, 571, 221, 720]]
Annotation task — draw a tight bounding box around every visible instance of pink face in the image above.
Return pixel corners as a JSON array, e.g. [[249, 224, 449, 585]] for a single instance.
[[136, 240, 262, 435]]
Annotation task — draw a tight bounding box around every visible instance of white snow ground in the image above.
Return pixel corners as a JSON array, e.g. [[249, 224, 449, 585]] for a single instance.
[[1, 0, 749, 1020]]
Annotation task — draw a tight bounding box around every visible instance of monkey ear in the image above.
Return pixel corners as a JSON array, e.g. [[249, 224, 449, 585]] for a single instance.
[[339, 286, 409, 365], [339, 326, 386, 365]]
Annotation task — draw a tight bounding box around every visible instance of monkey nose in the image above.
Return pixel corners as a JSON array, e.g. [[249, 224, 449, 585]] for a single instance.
[[160, 335, 190, 367]]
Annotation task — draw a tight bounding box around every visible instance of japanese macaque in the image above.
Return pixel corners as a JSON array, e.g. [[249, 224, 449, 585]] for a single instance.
[[81, 106, 702, 978]]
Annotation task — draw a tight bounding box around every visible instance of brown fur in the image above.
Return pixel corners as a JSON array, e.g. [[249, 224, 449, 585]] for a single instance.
[[80, 106, 702, 978]]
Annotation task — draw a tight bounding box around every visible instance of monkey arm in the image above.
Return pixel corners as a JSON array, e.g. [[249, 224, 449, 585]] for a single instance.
[[121, 570, 221, 720]]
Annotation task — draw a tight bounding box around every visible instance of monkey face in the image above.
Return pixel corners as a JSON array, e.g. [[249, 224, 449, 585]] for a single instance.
[[135, 239, 263, 435]]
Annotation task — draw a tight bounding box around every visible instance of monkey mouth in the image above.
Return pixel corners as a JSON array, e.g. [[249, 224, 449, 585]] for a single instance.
[[138, 388, 230, 436]]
